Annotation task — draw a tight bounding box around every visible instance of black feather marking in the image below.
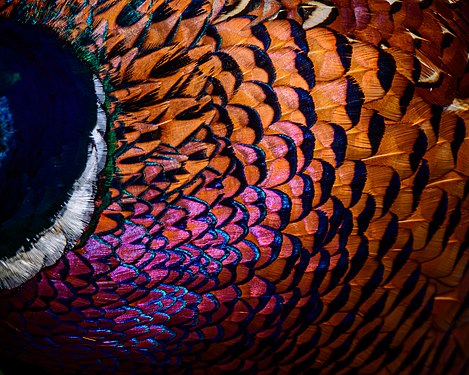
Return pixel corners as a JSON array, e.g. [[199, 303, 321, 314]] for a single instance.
[[221, 0, 262, 18], [369, 331, 396, 365], [304, 294, 324, 326], [150, 53, 192, 79], [319, 161, 335, 206], [325, 335, 354, 369], [397, 330, 430, 373], [350, 161, 366, 207], [151, 1, 176, 22], [234, 145, 267, 184], [280, 234, 304, 280], [245, 186, 267, 225], [324, 311, 354, 347], [299, 127, 315, 171], [396, 330, 430, 374], [368, 112, 385, 155], [205, 25, 222, 51], [330, 123, 347, 166], [120, 88, 163, 112], [425, 190, 448, 245], [390, 267, 420, 312], [357, 195, 376, 233], [390, 1, 402, 14], [274, 134, 298, 182], [213, 104, 233, 137], [217, 51, 244, 91], [409, 129, 428, 172], [335, 32, 352, 73], [460, 360, 469, 375], [377, 213, 398, 259], [94, 0, 121, 16], [345, 76, 364, 126], [442, 200, 461, 253], [313, 210, 328, 253], [411, 30, 423, 49], [442, 346, 461, 375], [297, 174, 315, 221], [377, 49, 396, 92], [451, 116, 465, 161], [326, 249, 349, 293], [382, 171, 400, 215], [412, 56, 421, 83], [182, 0, 207, 19], [295, 88, 316, 127], [208, 77, 229, 106], [205, 175, 223, 190], [225, 153, 248, 196], [311, 249, 330, 290], [324, 284, 350, 321], [251, 23, 271, 51], [399, 82, 414, 116], [295, 51, 315, 89], [298, 2, 338, 27], [175, 104, 204, 121], [429, 328, 452, 371], [301, 296, 324, 334], [358, 291, 388, 329], [378, 39, 390, 49], [324, 197, 346, 244], [293, 335, 321, 372], [419, 0, 433, 9], [412, 159, 429, 212], [249, 45, 276, 86], [409, 295, 433, 332], [107, 39, 132, 66], [358, 263, 384, 305], [403, 284, 428, 324], [254, 80, 282, 124], [343, 238, 369, 283], [441, 31, 454, 52], [338, 208, 353, 250], [378, 342, 403, 371], [289, 20, 309, 54], [137, 129, 161, 143], [116, 0, 146, 27], [232, 104, 264, 144], [276, 189, 293, 231], [334, 320, 384, 371], [384, 235, 413, 284], [456, 228, 469, 266]]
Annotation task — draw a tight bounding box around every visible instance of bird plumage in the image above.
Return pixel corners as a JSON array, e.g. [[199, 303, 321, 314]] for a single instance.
[[0, 0, 467, 373]]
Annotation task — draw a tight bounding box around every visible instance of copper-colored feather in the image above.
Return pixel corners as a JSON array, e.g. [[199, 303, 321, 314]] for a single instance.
[[0, 0, 467, 374]]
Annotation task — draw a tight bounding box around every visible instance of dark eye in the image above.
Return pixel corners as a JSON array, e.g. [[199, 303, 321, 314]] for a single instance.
[[0, 19, 107, 289]]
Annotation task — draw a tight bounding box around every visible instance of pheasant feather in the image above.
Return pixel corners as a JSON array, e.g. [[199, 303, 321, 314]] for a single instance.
[[0, 0, 467, 374]]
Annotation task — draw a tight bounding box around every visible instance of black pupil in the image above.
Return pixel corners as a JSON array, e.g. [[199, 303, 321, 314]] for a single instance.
[[0, 19, 98, 258]]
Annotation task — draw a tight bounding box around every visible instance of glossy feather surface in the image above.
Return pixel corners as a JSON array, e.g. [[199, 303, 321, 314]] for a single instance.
[[0, 0, 468, 374]]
